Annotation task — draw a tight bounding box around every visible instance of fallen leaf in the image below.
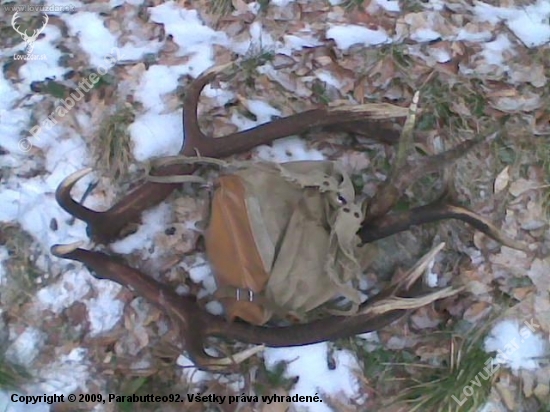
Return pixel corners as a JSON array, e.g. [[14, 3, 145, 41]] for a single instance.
[[465, 279, 491, 296], [509, 178, 536, 197], [463, 301, 492, 323], [512, 287, 535, 301], [489, 90, 542, 113], [494, 166, 510, 193], [527, 258, 550, 292]]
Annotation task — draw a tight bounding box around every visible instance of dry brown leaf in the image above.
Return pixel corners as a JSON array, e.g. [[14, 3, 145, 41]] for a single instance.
[[512, 287, 535, 301], [496, 377, 517, 411], [463, 301, 492, 323], [465, 279, 492, 296], [415, 344, 450, 363], [490, 247, 529, 270], [410, 305, 444, 329], [494, 166, 510, 194], [509, 178, 537, 197], [522, 369, 536, 397], [534, 295, 550, 333], [402, 11, 456, 39], [517, 200, 546, 231], [231, 0, 249, 13], [509, 62, 547, 88], [527, 258, 550, 292], [489, 90, 542, 113]]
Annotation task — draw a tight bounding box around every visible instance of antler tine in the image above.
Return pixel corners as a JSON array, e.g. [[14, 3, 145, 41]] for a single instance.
[[181, 62, 410, 159], [56, 168, 102, 223], [50, 246, 209, 346], [56, 165, 192, 243], [181, 63, 233, 156], [358, 201, 528, 251]]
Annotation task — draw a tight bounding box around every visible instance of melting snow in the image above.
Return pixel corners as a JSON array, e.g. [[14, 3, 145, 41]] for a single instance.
[[484, 319, 549, 372], [326, 25, 391, 49], [85, 282, 124, 336], [62, 12, 118, 67], [5, 327, 45, 367], [474, 0, 550, 47], [36, 269, 91, 313], [129, 111, 183, 161], [375, 0, 400, 12], [263, 343, 363, 412], [149, 3, 228, 73]]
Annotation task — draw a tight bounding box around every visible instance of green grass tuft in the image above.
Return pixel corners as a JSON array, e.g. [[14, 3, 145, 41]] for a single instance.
[[0, 356, 31, 392]]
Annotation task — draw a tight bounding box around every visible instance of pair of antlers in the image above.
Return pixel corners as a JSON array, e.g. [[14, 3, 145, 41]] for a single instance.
[[51, 63, 525, 371]]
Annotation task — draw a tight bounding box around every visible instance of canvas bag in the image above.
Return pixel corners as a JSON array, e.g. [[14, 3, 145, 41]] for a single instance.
[[205, 160, 368, 325]]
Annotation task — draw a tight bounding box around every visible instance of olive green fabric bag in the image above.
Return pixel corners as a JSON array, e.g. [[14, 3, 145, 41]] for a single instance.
[[206, 160, 370, 325]]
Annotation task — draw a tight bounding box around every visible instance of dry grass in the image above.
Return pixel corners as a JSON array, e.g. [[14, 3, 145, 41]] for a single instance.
[[0, 223, 42, 309], [93, 104, 135, 183], [0, 224, 41, 391]]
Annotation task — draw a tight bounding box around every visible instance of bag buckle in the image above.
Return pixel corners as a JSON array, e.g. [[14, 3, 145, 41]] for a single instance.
[[236, 287, 254, 302]]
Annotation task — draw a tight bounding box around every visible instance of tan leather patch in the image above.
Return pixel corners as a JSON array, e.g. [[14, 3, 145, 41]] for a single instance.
[[205, 175, 269, 325]]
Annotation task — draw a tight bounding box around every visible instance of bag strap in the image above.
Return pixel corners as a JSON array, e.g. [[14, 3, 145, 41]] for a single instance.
[[214, 286, 297, 318]]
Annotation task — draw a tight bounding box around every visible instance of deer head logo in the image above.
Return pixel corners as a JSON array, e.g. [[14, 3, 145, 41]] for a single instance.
[[12, 12, 49, 55]]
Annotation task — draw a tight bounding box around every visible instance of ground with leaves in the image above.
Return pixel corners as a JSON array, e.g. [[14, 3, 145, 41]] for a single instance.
[[1, 0, 550, 411]]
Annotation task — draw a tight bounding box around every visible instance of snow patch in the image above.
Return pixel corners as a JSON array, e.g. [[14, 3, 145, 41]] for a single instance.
[[36, 269, 91, 313], [15, 25, 68, 84], [62, 12, 118, 68], [375, 0, 400, 12], [263, 343, 362, 412], [484, 319, 548, 372], [0, 247, 8, 284], [327, 25, 391, 49], [134, 65, 186, 113], [6, 327, 46, 367], [111, 202, 172, 254], [129, 111, 183, 161], [85, 281, 124, 336], [474, 0, 550, 47], [31, 348, 90, 395], [149, 2, 228, 72], [482, 34, 513, 66], [0, 73, 20, 110], [411, 28, 441, 42], [254, 137, 326, 163]]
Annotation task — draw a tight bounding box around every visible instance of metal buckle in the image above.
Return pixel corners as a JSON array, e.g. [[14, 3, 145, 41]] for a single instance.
[[236, 288, 254, 302]]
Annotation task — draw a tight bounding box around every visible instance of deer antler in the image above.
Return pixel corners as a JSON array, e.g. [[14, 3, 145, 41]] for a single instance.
[[50, 242, 434, 371], [52, 62, 527, 372], [55, 62, 408, 244]]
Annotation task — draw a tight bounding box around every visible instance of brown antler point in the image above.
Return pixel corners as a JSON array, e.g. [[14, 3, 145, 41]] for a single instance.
[[51, 241, 85, 257]]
